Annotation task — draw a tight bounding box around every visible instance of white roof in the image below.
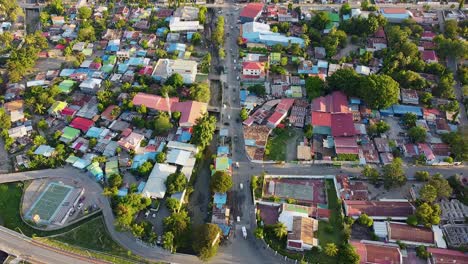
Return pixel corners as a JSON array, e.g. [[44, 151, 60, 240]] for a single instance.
[[242, 22, 271, 34], [142, 163, 177, 199], [278, 209, 309, 231], [373, 221, 388, 238], [166, 141, 198, 154], [167, 149, 192, 166], [169, 17, 200, 32], [356, 65, 371, 75], [432, 225, 447, 248]]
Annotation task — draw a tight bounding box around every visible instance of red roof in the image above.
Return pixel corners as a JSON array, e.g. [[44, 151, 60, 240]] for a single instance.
[[287, 241, 302, 249], [331, 113, 355, 137], [374, 27, 386, 38], [172, 101, 207, 126], [311, 91, 349, 113], [381, 8, 407, 14], [431, 143, 451, 156], [334, 137, 358, 148], [267, 111, 286, 125], [422, 50, 438, 61], [421, 31, 436, 39], [351, 241, 402, 264], [132, 92, 179, 112], [428, 248, 468, 264], [345, 200, 415, 218], [243, 61, 265, 71], [311, 112, 331, 127], [389, 223, 434, 244], [101, 105, 118, 121], [61, 107, 77, 116], [240, 3, 264, 19], [69, 117, 94, 133], [276, 98, 295, 113]]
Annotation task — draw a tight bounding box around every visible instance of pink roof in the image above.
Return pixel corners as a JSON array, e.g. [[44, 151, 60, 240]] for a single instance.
[[331, 113, 355, 137], [421, 31, 436, 38], [132, 92, 179, 112], [172, 101, 207, 126], [311, 112, 331, 127], [418, 143, 435, 160], [101, 105, 118, 121], [334, 137, 358, 148], [311, 91, 349, 113], [422, 50, 437, 61], [70, 117, 94, 132], [428, 248, 468, 263], [404, 143, 418, 157], [381, 8, 407, 14], [374, 28, 386, 38], [276, 98, 295, 113], [423, 108, 441, 117], [240, 3, 264, 18], [61, 107, 76, 116], [243, 61, 265, 71]]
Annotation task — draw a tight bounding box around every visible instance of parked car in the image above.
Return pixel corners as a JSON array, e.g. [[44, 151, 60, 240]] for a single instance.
[[77, 203, 83, 210], [156, 235, 162, 245], [145, 210, 150, 218]]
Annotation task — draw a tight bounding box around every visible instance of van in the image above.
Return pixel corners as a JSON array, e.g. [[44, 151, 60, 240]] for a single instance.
[[240, 183, 243, 190], [237, 216, 240, 222]]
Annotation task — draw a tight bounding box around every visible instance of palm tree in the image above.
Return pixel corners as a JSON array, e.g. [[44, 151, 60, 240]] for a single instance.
[[324, 243, 339, 256], [35, 103, 45, 114], [273, 222, 287, 239], [162, 231, 175, 253]]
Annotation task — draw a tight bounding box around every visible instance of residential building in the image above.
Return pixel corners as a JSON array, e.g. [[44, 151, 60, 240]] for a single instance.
[[132, 92, 179, 112], [153, 59, 198, 84], [343, 200, 415, 220], [351, 240, 402, 264], [242, 22, 305, 47], [168, 17, 201, 32], [380, 8, 412, 23], [428, 248, 468, 264], [239, 3, 264, 23], [172, 101, 207, 127], [79, 78, 102, 94], [387, 222, 446, 248], [141, 163, 178, 199], [118, 132, 145, 151], [400, 89, 419, 105], [286, 216, 319, 251]]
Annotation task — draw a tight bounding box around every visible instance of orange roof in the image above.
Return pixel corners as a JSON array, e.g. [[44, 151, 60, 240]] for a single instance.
[[132, 92, 179, 112], [243, 61, 265, 71], [4, 100, 24, 112], [381, 8, 407, 14], [172, 101, 207, 126]]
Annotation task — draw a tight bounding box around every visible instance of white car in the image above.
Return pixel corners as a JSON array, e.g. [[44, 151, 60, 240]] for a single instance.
[[145, 210, 150, 218], [77, 203, 83, 210], [237, 76, 240, 81], [240, 183, 243, 190]]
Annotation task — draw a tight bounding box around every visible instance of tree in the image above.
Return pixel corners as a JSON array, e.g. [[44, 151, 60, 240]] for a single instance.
[[254, 227, 264, 239], [419, 92, 433, 107], [416, 245, 429, 259], [0, 109, 11, 130], [190, 83, 211, 103], [338, 244, 360, 264], [49, 0, 64, 15], [131, 223, 145, 238], [78, 26, 96, 42], [166, 197, 180, 213], [327, 68, 361, 96], [428, 174, 453, 200], [441, 132, 468, 161], [360, 74, 400, 109], [78, 6, 92, 20], [362, 166, 379, 184], [191, 32, 202, 46], [273, 222, 287, 238], [358, 213, 374, 227], [172, 111, 181, 121], [394, 70, 427, 90], [311, 12, 330, 30], [324, 243, 339, 257], [163, 210, 190, 239], [191, 114, 217, 151], [248, 84, 266, 97], [156, 152, 166, 163], [192, 224, 222, 261], [33, 135, 47, 146], [162, 231, 175, 252], [210, 171, 233, 193], [305, 76, 325, 100], [0, 0, 23, 21], [434, 73, 456, 99], [406, 215, 418, 226], [434, 35, 468, 60], [415, 171, 430, 182], [137, 161, 154, 177], [340, 3, 352, 16], [240, 108, 249, 121], [165, 73, 184, 88], [37, 119, 48, 130], [416, 202, 441, 226], [198, 6, 207, 24], [402, 113, 417, 127], [137, 105, 147, 115], [368, 120, 390, 135], [445, 20, 459, 39], [408, 126, 427, 143], [166, 172, 187, 194], [419, 184, 437, 203], [382, 158, 406, 189], [154, 112, 173, 135], [108, 174, 123, 188], [304, 124, 313, 139]]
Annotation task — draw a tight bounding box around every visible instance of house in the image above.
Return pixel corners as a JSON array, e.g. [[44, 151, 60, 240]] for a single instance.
[[79, 78, 102, 94], [132, 92, 179, 112], [356, 65, 371, 76], [428, 248, 468, 264], [242, 22, 305, 47], [9, 110, 24, 123], [400, 89, 419, 105], [351, 240, 403, 264], [422, 50, 438, 63], [387, 222, 446, 248], [435, 118, 450, 134], [380, 8, 412, 23], [278, 203, 313, 231], [153, 59, 198, 84], [173, 6, 199, 21], [168, 17, 200, 32], [60, 126, 81, 143], [286, 216, 319, 251], [242, 61, 266, 77], [334, 137, 359, 155], [8, 126, 28, 139], [51, 16, 65, 26], [239, 3, 264, 23], [418, 143, 435, 162], [70, 117, 94, 133], [266, 98, 295, 128], [172, 101, 207, 127], [118, 132, 144, 151], [421, 31, 436, 40], [4, 100, 24, 112], [48, 101, 67, 117], [101, 105, 119, 121], [344, 200, 415, 220], [331, 113, 355, 137], [141, 163, 177, 198], [374, 138, 390, 153]]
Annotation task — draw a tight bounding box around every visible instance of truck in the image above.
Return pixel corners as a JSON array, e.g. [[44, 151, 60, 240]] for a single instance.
[[242, 226, 247, 239]]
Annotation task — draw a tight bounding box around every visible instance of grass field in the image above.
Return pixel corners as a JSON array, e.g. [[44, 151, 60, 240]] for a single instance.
[[265, 128, 295, 161]]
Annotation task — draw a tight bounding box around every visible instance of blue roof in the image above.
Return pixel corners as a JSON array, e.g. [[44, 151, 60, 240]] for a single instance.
[[217, 224, 231, 236], [245, 139, 256, 146], [313, 126, 332, 135], [240, 90, 248, 102], [392, 104, 422, 117], [217, 146, 229, 155], [137, 50, 147, 57], [117, 188, 128, 197], [131, 152, 157, 169], [128, 57, 145, 66], [156, 27, 168, 36], [85, 127, 103, 138], [214, 192, 227, 207], [118, 64, 129, 73], [186, 32, 194, 40], [177, 131, 192, 143], [60, 69, 75, 77], [349, 98, 362, 105], [106, 45, 119, 52], [137, 181, 146, 194], [167, 43, 186, 53]]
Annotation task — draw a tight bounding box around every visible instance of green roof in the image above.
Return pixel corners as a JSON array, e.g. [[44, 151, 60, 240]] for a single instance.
[[105, 160, 119, 177], [215, 157, 230, 171], [101, 65, 114, 73], [65, 155, 79, 164], [327, 12, 340, 23], [290, 86, 302, 98], [87, 162, 103, 176], [61, 126, 80, 140], [49, 101, 67, 113], [284, 203, 309, 214], [82, 48, 93, 56], [313, 126, 331, 135], [58, 80, 76, 94]]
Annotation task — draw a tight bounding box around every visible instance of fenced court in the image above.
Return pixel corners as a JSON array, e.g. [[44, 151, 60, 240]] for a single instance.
[[26, 182, 73, 224], [263, 178, 327, 205], [274, 182, 314, 202]]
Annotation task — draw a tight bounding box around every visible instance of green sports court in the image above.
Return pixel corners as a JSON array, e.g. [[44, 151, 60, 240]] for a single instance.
[[26, 182, 73, 224]]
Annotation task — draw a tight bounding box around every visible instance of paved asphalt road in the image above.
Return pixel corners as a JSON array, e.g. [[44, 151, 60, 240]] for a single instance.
[[0, 226, 106, 264]]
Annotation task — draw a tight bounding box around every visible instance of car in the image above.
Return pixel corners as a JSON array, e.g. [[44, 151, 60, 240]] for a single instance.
[[237, 216, 240, 222], [237, 76, 240, 80], [230, 26, 234, 29], [233, 59, 236, 63], [235, 162, 240, 168], [236, 118, 240, 123], [152, 213, 156, 218], [69, 209, 76, 216], [156, 235, 162, 245], [145, 210, 150, 218], [242, 226, 247, 239], [224, 122, 230, 126], [234, 136, 238, 142], [240, 183, 244, 189], [77, 203, 83, 210]]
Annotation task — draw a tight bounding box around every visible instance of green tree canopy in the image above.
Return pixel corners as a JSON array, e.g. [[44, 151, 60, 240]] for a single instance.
[[360, 74, 400, 109], [165, 172, 187, 195], [305, 76, 325, 100], [428, 174, 453, 200], [210, 171, 233, 193], [358, 213, 374, 227], [419, 184, 437, 203], [416, 202, 441, 226], [165, 73, 184, 88], [191, 114, 217, 151], [382, 158, 406, 189], [248, 84, 266, 97], [165, 197, 180, 213], [240, 108, 249, 121], [78, 6, 92, 20], [415, 171, 430, 182], [324, 243, 339, 256], [326, 68, 361, 96], [362, 166, 379, 184], [273, 222, 288, 238], [441, 132, 468, 161], [190, 83, 211, 103], [154, 112, 173, 135], [408, 126, 427, 143], [192, 223, 222, 261]]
